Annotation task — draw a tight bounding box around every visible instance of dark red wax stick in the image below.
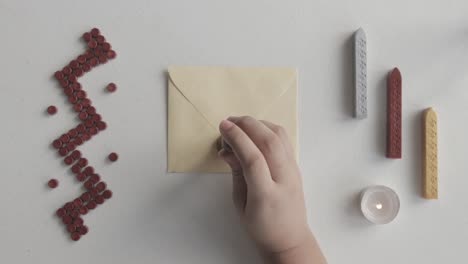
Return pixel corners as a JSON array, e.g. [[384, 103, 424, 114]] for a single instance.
[[387, 68, 402, 159]]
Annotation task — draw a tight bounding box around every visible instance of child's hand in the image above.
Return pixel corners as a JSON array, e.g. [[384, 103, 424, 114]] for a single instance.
[[218, 116, 326, 263]]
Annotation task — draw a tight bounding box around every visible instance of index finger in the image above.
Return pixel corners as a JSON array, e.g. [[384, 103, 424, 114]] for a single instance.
[[219, 119, 272, 188]]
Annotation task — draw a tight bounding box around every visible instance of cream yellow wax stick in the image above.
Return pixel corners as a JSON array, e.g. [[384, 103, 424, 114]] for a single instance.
[[422, 108, 438, 199]]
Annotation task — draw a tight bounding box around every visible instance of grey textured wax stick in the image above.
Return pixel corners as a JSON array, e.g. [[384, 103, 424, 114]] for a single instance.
[[354, 28, 367, 119]]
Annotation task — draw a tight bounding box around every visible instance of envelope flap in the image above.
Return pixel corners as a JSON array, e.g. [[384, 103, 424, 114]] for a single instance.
[[168, 66, 296, 128]]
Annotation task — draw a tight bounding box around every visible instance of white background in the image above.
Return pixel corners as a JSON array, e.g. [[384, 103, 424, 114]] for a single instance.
[[1, 0, 467, 263]]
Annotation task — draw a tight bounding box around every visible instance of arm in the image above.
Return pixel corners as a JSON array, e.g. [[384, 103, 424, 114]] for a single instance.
[[218, 116, 327, 264]]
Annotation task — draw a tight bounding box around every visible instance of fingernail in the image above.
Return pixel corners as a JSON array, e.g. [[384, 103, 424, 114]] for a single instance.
[[222, 139, 233, 153], [218, 149, 226, 157], [227, 116, 239, 122], [219, 119, 234, 131]]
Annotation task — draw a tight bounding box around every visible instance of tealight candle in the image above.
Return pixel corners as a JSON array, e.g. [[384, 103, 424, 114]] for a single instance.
[[360, 185, 400, 224]]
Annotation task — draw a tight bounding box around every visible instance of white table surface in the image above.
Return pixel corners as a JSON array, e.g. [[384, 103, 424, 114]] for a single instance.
[[1, 0, 467, 263]]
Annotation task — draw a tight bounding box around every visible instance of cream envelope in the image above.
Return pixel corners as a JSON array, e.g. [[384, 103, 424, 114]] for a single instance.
[[168, 66, 297, 173]]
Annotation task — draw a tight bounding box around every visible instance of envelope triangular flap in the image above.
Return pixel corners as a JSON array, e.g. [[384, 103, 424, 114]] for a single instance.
[[168, 66, 296, 128]]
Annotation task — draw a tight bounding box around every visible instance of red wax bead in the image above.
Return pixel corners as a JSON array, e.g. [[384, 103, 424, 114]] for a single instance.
[[70, 60, 80, 69], [86, 201, 97, 210], [62, 66, 72, 75], [91, 28, 100, 36], [97, 121, 107, 130], [84, 180, 95, 190], [79, 206, 88, 215], [70, 140, 79, 147], [89, 127, 98, 135], [83, 32, 92, 41], [72, 138, 82, 146], [95, 195, 105, 204], [88, 40, 98, 49], [54, 71, 64, 80], [106, 83, 117, 92], [81, 98, 92, 107], [71, 150, 81, 159], [70, 210, 79, 218], [78, 225, 88, 235], [78, 55, 87, 64], [56, 208, 66, 217], [73, 217, 84, 226], [98, 55, 108, 63], [77, 124, 86, 133], [64, 156, 74, 165], [84, 166, 94, 175], [108, 152, 118, 162], [92, 114, 102, 122], [95, 45, 104, 52], [86, 106, 96, 115], [89, 57, 99, 67], [72, 82, 81, 90], [48, 179, 58, 188], [107, 50, 116, 59], [65, 202, 75, 211], [62, 215, 73, 225], [60, 134, 70, 143], [90, 188, 99, 197], [68, 96, 78, 104], [67, 143, 76, 152], [85, 50, 94, 59], [71, 164, 81, 174], [85, 120, 94, 127], [74, 137, 83, 146], [59, 79, 69, 88], [46, 105, 57, 115], [79, 111, 88, 121], [76, 173, 86, 182], [78, 207, 88, 218], [68, 129, 78, 138], [89, 174, 101, 184], [73, 198, 83, 207], [81, 192, 91, 202], [74, 69, 84, 77], [96, 182, 106, 192], [102, 190, 113, 199], [64, 87, 74, 96], [78, 158, 88, 167], [94, 49, 104, 58], [85, 171, 99, 184], [68, 75, 77, 83], [96, 35, 105, 43], [67, 224, 77, 233], [82, 134, 91, 141], [71, 232, 81, 241], [77, 90, 87, 99], [59, 148, 69, 156], [102, 42, 111, 51], [52, 139, 62, 149], [82, 64, 91, 72], [90, 174, 100, 183], [63, 142, 74, 151], [82, 133, 91, 141]]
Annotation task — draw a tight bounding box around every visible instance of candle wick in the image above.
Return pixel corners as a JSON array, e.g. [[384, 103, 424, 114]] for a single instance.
[[376, 203, 383, 210]]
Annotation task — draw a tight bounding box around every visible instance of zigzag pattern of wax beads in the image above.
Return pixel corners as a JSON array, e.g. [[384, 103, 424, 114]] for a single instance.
[[51, 28, 116, 241]]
